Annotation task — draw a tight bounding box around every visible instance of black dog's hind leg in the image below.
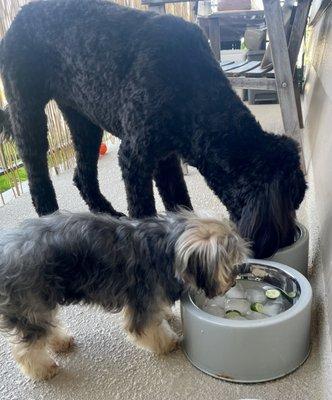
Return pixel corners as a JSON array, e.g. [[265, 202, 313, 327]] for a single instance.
[[59, 106, 124, 217], [154, 154, 193, 212], [7, 100, 58, 216], [118, 139, 156, 218]]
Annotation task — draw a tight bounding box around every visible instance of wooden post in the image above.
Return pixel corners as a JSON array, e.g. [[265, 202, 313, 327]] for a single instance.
[[288, 0, 312, 129], [263, 0, 305, 170], [208, 18, 221, 61], [198, 18, 209, 38], [288, 0, 312, 73]]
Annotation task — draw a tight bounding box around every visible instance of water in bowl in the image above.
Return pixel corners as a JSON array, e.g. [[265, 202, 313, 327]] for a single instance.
[[201, 279, 296, 320]]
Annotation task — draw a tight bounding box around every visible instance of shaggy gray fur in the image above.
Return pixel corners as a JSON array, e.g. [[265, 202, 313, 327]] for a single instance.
[[0, 211, 247, 343]]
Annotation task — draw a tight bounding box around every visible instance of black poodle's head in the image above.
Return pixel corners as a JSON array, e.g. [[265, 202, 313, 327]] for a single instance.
[[228, 136, 307, 258]]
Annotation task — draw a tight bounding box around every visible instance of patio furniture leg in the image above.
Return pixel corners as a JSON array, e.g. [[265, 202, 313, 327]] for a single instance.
[[288, 0, 312, 73], [288, 0, 312, 129], [208, 18, 221, 61], [198, 18, 209, 38], [263, 0, 305, 168]]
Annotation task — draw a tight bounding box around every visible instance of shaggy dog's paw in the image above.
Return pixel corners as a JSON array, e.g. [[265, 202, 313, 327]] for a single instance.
[[21, 359, 59, 381], [157, 336, 180, 355], [49, 334, 75, 353]]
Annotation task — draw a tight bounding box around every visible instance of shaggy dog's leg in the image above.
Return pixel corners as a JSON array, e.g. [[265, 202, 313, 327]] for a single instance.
[[119, 141, 157, 218], [9, 310, 59, 380], [154, 154, 193, 212], [59, 106, 124, 217], [47, 314, 74, 353], [5, 100, 58, 216], [12, 336, 59, 381], [161, 304, 174, 321], [124, 307, 179, 355]]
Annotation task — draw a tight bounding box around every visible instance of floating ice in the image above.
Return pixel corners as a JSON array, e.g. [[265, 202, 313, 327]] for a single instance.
[[245, 288, 267, 304], [198, 279, 292, 320], [246, 311, 268, 320], [225, 298, 250, 315], [225, 283, 245, 299], [206, 296, 225, 308], [262, 301, 284, 316], [202, 304, 225, 317]]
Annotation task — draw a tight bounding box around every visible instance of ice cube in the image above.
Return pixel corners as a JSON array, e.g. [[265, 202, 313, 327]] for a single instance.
[[246, 311, 268, 320], [202, 304, 225, 317], [262, 285, 275, 292], [263, 301, 284, 316], [245, 288, 267, 304], [206, 296, 225, 308], [270, 295, 285, 305], [225, 298, 250, 314], [225, 283, 246, 299]]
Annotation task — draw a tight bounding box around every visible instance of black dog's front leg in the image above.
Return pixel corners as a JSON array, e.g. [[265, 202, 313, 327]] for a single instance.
[[118, 141, 157, 218], [154, 154, 193, 212]]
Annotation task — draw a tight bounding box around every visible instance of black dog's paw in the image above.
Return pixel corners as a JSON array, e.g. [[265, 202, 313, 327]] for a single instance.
[[112, 211, 127, 218], [91, 205, 126, 218]]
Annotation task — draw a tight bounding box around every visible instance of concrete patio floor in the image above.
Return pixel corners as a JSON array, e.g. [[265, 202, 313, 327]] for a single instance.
[[0, 103, 332, 400]]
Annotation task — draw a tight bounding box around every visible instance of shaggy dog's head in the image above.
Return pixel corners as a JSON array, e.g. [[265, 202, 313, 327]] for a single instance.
[[229, 136, 307, 259], [174, 212, 249, 298]]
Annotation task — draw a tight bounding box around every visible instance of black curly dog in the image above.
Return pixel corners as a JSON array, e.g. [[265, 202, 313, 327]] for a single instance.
[[0, 0, 306, 258]]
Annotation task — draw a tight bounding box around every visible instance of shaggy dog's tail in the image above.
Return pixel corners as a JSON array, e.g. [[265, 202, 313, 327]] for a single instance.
[[0, 106, 12, 142]]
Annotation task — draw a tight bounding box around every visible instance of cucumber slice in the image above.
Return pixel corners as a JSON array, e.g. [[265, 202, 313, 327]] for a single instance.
[[225, 310, 242, 319], [265, 289, 281, 299], [250, 302, 264, 313]]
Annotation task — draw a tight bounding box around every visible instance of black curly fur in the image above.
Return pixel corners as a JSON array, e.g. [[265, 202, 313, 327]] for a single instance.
[[0, 105, 12, 141], [0, 0, 306, 257]]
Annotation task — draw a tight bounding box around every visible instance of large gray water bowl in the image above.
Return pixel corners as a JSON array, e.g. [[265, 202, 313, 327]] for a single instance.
[[181, 259, 312, 383], [268, 222, 309, 276]]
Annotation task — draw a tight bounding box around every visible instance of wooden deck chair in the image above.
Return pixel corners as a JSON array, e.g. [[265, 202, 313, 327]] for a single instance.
[[221, 0, 312, 147]]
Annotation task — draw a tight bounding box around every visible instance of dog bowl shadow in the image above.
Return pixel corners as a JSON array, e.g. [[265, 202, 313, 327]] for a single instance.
[[268, 222, 309, 276], [181, 259, 312, 383]]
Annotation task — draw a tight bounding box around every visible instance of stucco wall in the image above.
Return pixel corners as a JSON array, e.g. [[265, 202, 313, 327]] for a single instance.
[[302, 2, 332, 338]]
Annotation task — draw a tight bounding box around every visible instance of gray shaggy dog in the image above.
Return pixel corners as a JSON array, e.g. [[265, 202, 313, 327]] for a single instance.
[[0, 211, 248, 380]]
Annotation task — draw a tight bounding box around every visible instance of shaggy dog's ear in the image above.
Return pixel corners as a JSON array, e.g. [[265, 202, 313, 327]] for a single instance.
[[238, 179, 295, 259], [174, 216, 249, 298]]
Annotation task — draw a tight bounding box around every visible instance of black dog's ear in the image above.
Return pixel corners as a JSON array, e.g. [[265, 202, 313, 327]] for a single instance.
[[238, 180, 294, 258], [277, 135, 307, 209], [290, 169, 307, 210]]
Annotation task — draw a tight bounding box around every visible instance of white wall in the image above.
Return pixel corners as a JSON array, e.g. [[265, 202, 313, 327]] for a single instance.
[[302, 3, 332, 333]]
